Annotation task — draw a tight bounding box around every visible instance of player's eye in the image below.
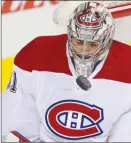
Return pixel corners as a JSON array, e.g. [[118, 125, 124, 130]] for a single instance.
[[90, 42, 99, 47], [76, 40, 84, 44]]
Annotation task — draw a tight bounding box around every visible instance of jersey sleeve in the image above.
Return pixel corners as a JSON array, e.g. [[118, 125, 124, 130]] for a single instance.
[[2, 37, 41, 142], [2, 65, 41, 142], [107, 108, 131, 142]]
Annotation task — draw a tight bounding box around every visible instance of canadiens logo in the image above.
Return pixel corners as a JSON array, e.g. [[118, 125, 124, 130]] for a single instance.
[[45, 100, 104, 140], [76, 11, 103, 29]]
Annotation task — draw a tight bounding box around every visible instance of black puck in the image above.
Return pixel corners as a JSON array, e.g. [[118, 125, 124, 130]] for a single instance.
[[76, 76, 91, 91]]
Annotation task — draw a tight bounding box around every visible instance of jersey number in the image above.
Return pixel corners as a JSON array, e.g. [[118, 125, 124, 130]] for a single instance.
[[7, 71, 17, 93]]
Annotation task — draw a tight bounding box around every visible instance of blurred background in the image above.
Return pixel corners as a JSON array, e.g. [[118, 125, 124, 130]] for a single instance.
[[2, 0, 131, 93]]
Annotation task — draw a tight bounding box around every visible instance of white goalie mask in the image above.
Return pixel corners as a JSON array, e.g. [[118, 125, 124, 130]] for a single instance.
[[67, 2, 115, 78]]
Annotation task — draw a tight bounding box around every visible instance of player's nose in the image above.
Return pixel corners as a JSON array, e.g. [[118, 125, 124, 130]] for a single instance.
[[84, 43, 93, 52]]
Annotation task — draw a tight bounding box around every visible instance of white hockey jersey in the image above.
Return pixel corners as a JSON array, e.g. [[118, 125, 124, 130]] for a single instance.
[[2, 34, 131, 142]]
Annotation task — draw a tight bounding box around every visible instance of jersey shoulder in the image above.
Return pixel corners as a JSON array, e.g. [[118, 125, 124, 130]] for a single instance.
[[14, 34, 72, 75], [94, 40, 131, 83]]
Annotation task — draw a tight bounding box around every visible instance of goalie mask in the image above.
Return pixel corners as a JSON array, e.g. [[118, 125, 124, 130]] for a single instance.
[[67, 2, 115, 78]]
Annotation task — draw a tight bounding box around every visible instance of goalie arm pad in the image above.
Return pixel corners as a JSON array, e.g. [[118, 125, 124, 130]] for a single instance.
[[107, 108, 131, 142]]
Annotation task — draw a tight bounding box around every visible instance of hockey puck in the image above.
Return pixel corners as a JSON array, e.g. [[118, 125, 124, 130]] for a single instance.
[[76, 76, 91, 91]]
